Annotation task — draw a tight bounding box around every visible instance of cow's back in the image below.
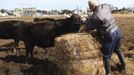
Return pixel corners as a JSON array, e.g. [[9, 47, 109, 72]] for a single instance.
[[23, 21, 56, 47], [0, 20, 24, 39]]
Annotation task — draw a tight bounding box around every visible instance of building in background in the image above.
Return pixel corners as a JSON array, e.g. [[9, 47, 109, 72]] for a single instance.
[[13, 7, 36, 17], [22, 7, 36, 17], [13, 8, 22, 17], [0, 10, 8, 17]]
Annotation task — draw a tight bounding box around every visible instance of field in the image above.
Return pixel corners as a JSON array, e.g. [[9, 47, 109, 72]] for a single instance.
[[0, 14, 133, 75], [114, 14, 134, 57]]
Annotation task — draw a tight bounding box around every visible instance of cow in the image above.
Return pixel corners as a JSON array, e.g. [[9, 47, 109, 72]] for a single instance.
[[33, 14, 86, 33], [20, 14, 83, 61], [0, 20, 24, 54]]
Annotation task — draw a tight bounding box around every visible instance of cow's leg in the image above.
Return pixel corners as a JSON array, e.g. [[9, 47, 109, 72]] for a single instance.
[[13, 39, 20, 55], [24, 39, 34, 63], [25, 44, 34, 59]]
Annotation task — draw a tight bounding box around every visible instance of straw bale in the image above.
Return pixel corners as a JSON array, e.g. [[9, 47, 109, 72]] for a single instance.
[[54, 33, 104, 75]]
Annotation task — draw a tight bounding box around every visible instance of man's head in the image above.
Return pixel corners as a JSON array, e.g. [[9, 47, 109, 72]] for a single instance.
[[88, 0, 99, 11]]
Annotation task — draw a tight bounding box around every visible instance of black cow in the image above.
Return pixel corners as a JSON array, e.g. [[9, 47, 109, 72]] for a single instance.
[[0, 20, 24, 53], [20, 14, 83, 61]]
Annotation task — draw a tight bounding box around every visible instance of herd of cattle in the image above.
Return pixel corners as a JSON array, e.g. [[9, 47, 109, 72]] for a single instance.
[[0, 14, 85, 62]]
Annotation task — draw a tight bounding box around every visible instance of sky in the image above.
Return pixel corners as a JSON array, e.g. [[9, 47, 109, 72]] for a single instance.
[[0, 0, 134, 10]]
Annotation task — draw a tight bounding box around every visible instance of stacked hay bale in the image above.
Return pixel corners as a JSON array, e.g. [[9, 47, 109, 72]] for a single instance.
[[54, 33, 104, 75]]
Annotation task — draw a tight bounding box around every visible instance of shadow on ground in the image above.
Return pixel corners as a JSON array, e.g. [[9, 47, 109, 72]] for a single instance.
[[0, 55, 61, 75]]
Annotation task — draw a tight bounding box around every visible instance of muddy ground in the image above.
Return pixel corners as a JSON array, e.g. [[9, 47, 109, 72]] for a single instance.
[[0, 14, 133, 75]]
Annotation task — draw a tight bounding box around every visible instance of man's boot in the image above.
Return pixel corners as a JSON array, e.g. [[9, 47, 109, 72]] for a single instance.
[[103, 57, 111, 75], [116, 49, 126, 72]]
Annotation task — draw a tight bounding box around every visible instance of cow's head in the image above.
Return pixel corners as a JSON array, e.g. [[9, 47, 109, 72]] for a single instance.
[[67, 14, 83, 32]]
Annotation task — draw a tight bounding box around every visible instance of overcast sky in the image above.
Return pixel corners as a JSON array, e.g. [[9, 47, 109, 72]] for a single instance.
[[0, 0, 134, 10]]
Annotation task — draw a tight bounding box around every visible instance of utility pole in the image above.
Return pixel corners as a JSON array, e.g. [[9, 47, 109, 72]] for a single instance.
[[132, 8, 133, 14], [77, 5, 79, 13]]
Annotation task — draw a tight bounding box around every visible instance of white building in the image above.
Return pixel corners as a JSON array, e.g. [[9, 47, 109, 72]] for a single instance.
[[22, 7, 36, 17], [13, 8, 22, 17], [13, 7, 36, 17]]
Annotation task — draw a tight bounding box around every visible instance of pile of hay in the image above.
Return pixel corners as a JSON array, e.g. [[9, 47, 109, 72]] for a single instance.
[[54, 33, 104, 75], [37, 32, 134, 75]]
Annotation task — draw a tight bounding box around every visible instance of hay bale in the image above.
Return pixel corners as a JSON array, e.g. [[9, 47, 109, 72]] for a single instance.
[[54, 33, 104, 75]]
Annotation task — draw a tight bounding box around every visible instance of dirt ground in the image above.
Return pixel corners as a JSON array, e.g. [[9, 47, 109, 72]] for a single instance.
[[0, 14, 133, 75]]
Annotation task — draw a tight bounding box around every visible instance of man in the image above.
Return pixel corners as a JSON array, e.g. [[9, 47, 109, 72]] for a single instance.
[[86, 0, 126, 75]]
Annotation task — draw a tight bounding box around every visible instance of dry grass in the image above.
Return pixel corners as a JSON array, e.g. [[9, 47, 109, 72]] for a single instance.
[[113, 14, 134, 51], [113, 14, 134, 18], [54, 33, 104, 75]]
